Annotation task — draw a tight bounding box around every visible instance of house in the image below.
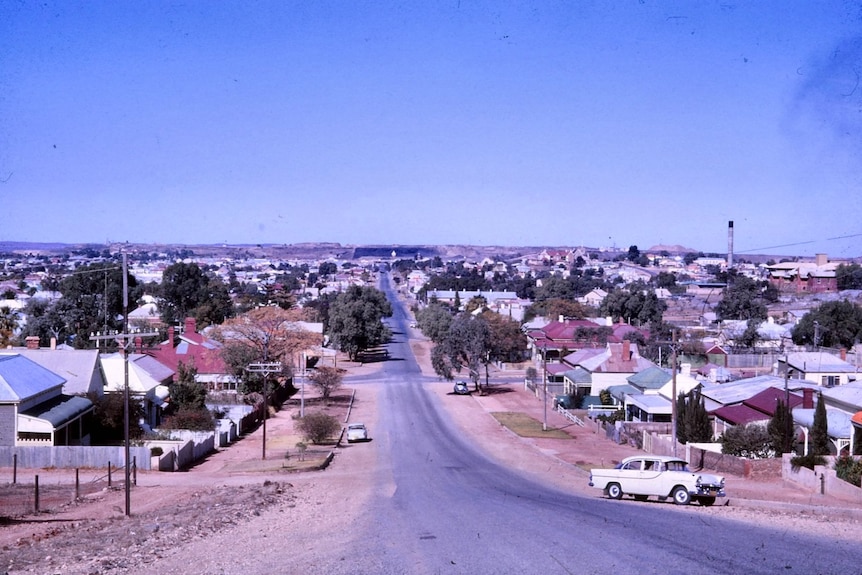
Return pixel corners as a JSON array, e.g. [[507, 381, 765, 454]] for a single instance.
[[619, 364, 701, 423], [711, 386, 808, 438], [0, 353, 94, 446], [779, 350, 859, 388], [147, 317, 236, 392], [16, 337, 105, 397], [128, 294, 163, 328], [100, 352, 175, 430], [561, 341, 655, 398], [766, 253, 839, 294], [578, 288, 608, 308]]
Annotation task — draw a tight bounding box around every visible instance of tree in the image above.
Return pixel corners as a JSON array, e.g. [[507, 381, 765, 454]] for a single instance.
[[767, 399, 795, 454], [599, 283, 666, 329], [793, 300, 862, 350], [811, 392, 830, 456], [88, 391, 146, 444], [327, 285, 393, 361], [296, 412, 340, 444], [0, 305, 19, 347], [714, 275, 767, 322], [160, 262, 234, 327], [482, 311, 527, 364], [162, 361, 214, 430], [415, 303, 453, 344], [212, 307, 321, 394], [836, 263, 862, 290], [431, 314, 491, 392], [308, 365, 344, 400], [720, 424, 773, 459], [683, 388, 712, 443]]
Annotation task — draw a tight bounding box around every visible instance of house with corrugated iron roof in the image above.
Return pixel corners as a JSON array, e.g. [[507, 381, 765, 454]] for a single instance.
[[100, 352, 174, 430], [766, 253, 839, 294], [0, 353, 94, 446], [147, 317, 235, 392]]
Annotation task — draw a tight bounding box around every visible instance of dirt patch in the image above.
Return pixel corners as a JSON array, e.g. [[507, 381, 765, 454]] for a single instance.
[[491, 412, 572, 439]]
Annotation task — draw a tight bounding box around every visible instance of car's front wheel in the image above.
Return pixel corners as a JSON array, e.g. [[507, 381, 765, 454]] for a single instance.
[[606, 483, 623, 500], [672, 486, 691, 505]]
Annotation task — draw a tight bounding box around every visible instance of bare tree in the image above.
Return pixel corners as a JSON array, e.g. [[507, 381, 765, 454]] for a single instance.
[[307, 365, 344, 400]]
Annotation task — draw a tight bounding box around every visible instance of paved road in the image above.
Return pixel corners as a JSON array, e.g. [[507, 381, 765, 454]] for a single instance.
[[319, 274, 862, 574]]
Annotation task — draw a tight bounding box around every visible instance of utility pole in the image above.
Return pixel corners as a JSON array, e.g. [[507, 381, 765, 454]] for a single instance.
[[246, 362, 281, 459], [671, 331, 679, 457], [542, 345, 548, 431], [90, 251, 158, 517]]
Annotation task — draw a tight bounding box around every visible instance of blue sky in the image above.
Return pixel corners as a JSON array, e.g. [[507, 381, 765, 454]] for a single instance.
[[1, 1, 860, 257]]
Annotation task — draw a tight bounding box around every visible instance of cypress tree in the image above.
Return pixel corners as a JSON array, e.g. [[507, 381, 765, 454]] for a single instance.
[[686, 388, 713, 443], [767, 399, 794, 454], [811, 392, 831, 456], [675, 391, 688, 444]]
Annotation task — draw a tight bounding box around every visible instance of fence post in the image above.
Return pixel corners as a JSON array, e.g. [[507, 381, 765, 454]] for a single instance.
[[132, 457, 137, 486], [34, 475, 40, 513], [12, 453, 17, 484], [108, 462, 112, 487], [75, 468, 80, 500]]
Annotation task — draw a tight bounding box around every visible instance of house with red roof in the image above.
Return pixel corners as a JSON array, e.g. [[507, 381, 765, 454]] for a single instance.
[[147, 317, 236, 392]]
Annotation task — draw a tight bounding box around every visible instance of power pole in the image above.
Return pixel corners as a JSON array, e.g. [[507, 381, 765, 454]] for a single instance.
[[671, 331, 679, 457], [246, 362, 281, 459], [90, 251, 158, 517]]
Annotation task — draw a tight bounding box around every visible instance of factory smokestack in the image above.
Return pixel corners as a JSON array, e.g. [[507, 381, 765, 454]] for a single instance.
[[727, 220, 734, 270]]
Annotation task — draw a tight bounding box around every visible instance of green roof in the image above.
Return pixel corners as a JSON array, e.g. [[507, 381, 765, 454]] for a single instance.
[[627, 366, 671, 389]]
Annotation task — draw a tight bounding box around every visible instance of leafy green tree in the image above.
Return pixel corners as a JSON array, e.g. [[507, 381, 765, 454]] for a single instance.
[[431, 314, 491, 391], [87, 391, 146, 444], [811, 392, 831, 456], [626, 245, 641, 262], [160, 262, 234, 327], [767, 399, 795, 454], [793, 301, 862, 349], [836, 263, 862, 290], [720, 424, 773, 459], [482, 311, 528, 363], [714, 274, 767, 321], [308, 365, 344, 400], [415, 303, 453, 344], [738, 318, 762, 349], [327, 285, 393, 361], [599, 283, 666, 328], [675, 392, 688, 444]]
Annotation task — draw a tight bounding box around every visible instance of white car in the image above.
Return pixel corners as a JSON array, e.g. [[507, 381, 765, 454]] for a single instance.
[[345, 423, 369, 443], [589, 455, 725, 506]]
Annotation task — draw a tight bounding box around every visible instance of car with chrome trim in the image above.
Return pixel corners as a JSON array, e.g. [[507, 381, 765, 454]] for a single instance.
[[589, 455, 725, 506]]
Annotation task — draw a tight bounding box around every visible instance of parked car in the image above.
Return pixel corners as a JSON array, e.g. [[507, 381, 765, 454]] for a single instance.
[[589, 455, 725, 506], [346, 423, 369, 443], [453, 381, 470, 395]]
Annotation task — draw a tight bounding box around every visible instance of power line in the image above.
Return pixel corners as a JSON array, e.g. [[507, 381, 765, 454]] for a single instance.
[[737, 232, 862, 255]]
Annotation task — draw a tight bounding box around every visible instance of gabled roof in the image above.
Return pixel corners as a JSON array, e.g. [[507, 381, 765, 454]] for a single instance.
[[699, 375, 786, 407], [786, 352, 858, 374], [627, 366, 671, 390], [16, 348, 103, 396], [711, 403, 769, 425], [0, 354, 66, 402], [744, 387, 803, 416], [562, 367, 592, 384]]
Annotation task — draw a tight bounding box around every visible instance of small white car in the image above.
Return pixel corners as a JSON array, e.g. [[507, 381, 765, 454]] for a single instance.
[[589, 455, 725, 506], [345, 423, 369, 443]]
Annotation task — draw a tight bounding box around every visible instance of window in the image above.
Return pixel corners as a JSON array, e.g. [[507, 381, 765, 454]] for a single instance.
[[822, 375, 839, 387]]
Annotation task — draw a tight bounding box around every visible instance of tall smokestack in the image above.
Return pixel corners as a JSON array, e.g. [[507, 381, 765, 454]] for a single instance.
[[727, 220, 734, 270]]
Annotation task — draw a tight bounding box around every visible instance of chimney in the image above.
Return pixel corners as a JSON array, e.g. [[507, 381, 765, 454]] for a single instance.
[[815, 253, 828, 266], [50, 337, 57, 350], [184, 317, 197, 334], [840, 348, 847, 361], [167, 326, 175, 345], [25, 336, 40, 350], [803, 388, 814, 409], [727, 220, 734, 270], [135, 336, 143, 354], [622, 340, 631, 361]]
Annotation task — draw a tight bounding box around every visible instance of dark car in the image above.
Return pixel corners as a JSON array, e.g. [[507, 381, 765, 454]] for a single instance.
[[553, 394, 578, 410], [454, 381, 470, 395]]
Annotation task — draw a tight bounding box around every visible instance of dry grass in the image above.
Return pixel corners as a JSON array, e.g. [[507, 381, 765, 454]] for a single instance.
[[491, 412, 572, 439]]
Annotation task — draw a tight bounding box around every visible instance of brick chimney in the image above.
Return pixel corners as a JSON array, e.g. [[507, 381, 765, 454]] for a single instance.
[[184, 317, 197, 335], [25, 336, 40, 350], [840, 348, 847, 361], [803, 388, 814, 409], [622, 340, 631, 361], [134, 336, 143, 354], [167, 326, 175, 345]]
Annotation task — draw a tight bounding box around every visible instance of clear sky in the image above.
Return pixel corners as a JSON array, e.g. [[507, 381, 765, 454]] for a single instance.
[[1, 1, 860, 257]]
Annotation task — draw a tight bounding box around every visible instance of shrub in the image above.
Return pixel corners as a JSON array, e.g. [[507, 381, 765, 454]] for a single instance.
[[296, 411, 340, 444], [161, 406, 215, 431], [790, 453, 827, 471], [834, 454, 862, 487], [719, 424, 774, 459]]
